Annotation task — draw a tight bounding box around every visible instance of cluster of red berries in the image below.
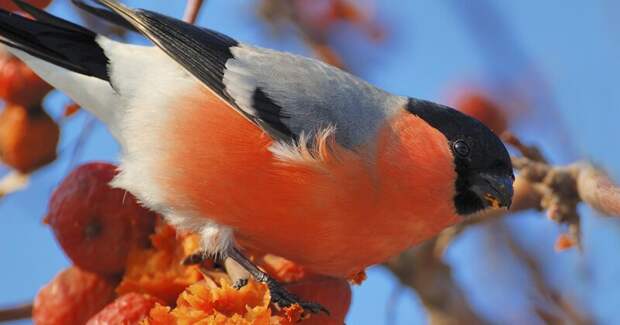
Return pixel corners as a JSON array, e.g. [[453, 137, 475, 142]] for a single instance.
[[0, 1, 59, 174], [35, 163, 159, 324]]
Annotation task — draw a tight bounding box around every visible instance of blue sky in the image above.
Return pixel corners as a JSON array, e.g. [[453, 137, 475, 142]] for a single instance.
[[1, 1, 619, 324]]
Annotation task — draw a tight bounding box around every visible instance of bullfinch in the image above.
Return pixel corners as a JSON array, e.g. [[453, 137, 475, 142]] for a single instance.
[[0, 0, 514, 313]]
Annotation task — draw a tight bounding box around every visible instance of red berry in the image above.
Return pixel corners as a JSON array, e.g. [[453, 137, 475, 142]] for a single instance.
[[0, 104, 59, 173], [86, 293, 165, 325], [46, 162, 156, 275], [0, 0, 51, 11], [555, 233, 576, 252], [33, 267, 117, 325], [0, 54, 52, 107], [456, 93, 508, 135], [258, 254, 352, 325], [283, 275, 351, 325]]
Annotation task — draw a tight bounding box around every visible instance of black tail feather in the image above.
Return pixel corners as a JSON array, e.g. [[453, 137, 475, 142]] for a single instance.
[[71, 0, 137, 32], [0, 0, 109, 81]]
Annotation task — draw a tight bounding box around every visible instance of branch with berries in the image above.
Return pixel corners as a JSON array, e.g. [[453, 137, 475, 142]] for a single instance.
[[1, 1, 618, 324]]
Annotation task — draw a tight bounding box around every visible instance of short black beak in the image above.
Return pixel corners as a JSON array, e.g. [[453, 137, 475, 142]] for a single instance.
[[470, 173, 514, 209]]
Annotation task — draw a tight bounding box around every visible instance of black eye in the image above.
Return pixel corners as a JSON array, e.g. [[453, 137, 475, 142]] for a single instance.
[[453, 140, 470, 157]]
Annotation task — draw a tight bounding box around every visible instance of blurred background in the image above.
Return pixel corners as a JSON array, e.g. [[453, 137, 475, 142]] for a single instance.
[[1, 0, 620, 324]]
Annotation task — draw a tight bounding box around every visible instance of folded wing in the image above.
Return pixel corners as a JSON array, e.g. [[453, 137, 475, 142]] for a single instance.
[[95, 0, 405, 148]]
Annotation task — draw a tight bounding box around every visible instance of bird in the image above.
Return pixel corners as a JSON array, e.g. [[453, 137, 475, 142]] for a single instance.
[[0, 0, 514, 314]]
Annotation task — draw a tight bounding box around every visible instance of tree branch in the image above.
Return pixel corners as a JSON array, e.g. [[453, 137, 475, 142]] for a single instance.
[[0, 303, 32, 322], [385, 241, 487, 325], [183, 0, 205, 24], [257, 0, 349, 69], [505, 132, 620, 218], [574, 163, 620, 216], [499, 223, 592, 325]]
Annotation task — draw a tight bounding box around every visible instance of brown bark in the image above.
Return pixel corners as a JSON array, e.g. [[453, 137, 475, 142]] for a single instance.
[[183, 0, 205, 24], [0, 303, 32, 322]]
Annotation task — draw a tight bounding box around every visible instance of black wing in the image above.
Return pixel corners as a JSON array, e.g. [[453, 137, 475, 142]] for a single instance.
[[93, 0, 294, 141]]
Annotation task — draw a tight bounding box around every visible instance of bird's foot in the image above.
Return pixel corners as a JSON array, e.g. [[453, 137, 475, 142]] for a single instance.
[[266, 278, 329, 315], [184, 247, 329, 315], [226, 247, 330, 316]]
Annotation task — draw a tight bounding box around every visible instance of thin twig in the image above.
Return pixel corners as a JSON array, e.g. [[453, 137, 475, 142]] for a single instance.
[[257, 0, 355, 70], [183, 0, 205, 24], [574, 163, 620, 216], [0, 303, 32, 322], [385, 241, 487, 325], [498, 222, 593, 324], [0, 171, 30, 199], [511, 157, 620, 247]]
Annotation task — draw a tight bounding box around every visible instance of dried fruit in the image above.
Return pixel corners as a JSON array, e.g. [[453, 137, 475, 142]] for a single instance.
[[144, 274, 351, 325], [555, 233, 576, 252], [456, 92, 508, 135], [116, 221, 203, 304], [86, 293, 164, 325], [349, 269, 367, 285], [200, 253, 351, 324], [257, 254, 351, 324], [33, 267, 116, 325], [63, 102, 80, 117], [46, 162, 156, 275], [0, 0, 52, 11], [0, 104, 59, 173], [144, 279, 276, 325], [0, 54, 52, 107], [99, 219, 350, 324]]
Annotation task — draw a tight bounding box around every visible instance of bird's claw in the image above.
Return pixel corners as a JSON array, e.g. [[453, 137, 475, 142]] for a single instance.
[[224, 247, 330, 316], [267, 279, 330, 316], [232, 278, 249, 290]]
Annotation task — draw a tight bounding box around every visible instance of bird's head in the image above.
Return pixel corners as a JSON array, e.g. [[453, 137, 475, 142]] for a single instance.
[[406, 98, 514, 216]]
